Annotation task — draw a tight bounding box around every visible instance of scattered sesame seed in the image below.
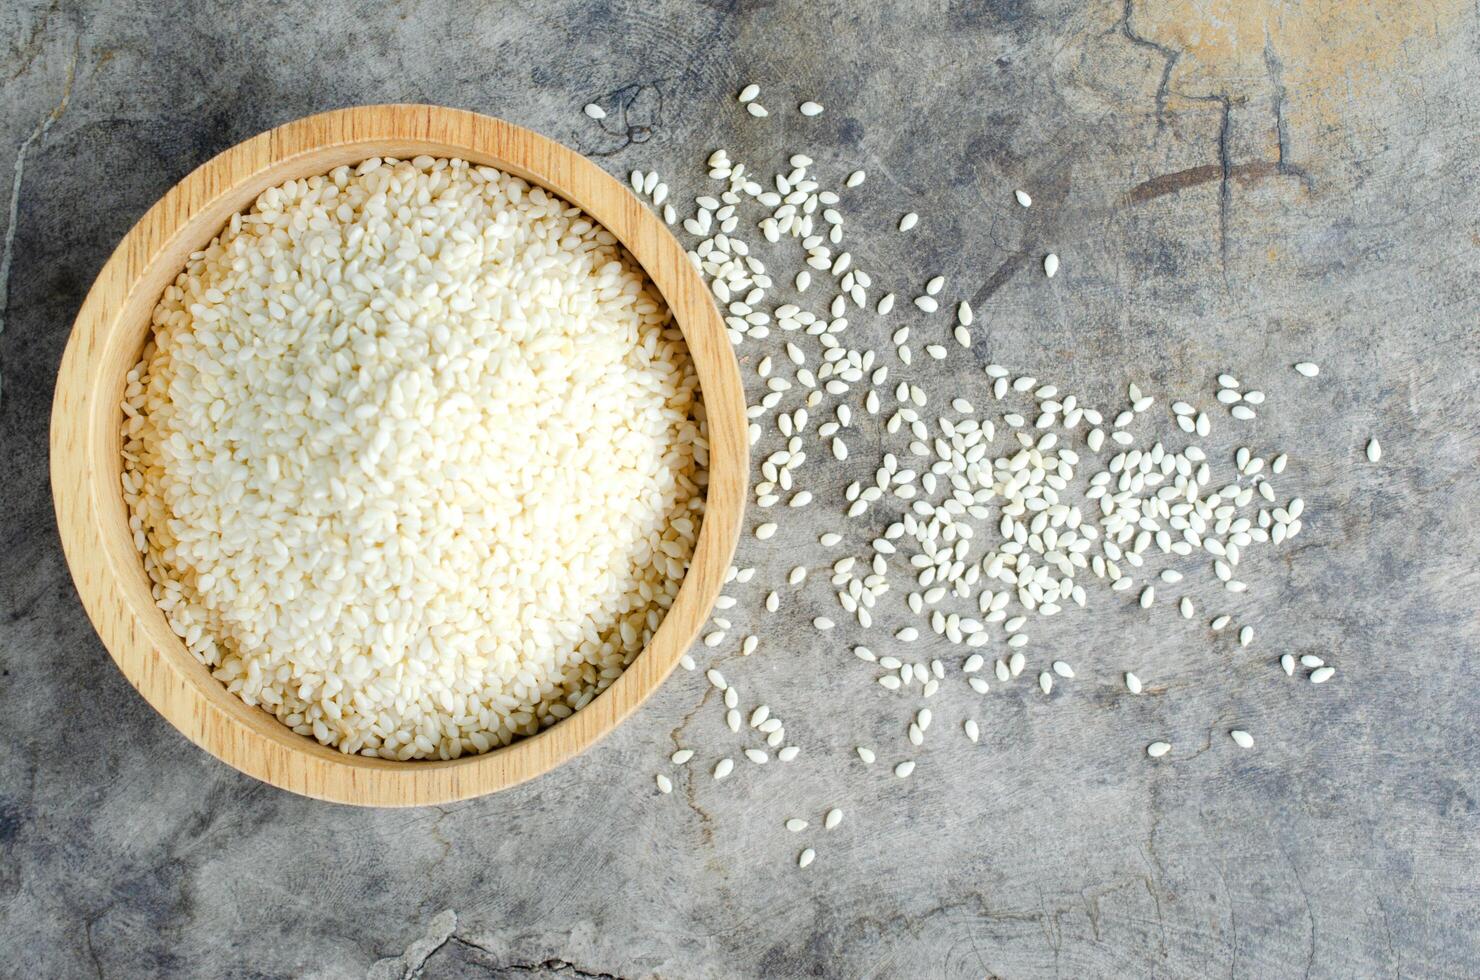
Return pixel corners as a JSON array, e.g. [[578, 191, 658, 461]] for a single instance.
[[1147, 741, 1171, 759]]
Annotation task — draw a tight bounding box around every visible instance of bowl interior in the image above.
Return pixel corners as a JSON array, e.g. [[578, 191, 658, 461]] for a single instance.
[[55, 106, 744, 805]]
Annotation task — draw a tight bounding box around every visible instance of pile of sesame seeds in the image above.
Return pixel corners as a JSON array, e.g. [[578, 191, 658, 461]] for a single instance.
[[585, 83, 1383, 869]]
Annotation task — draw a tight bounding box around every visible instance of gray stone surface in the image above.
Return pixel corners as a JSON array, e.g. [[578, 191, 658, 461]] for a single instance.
[[3, 1, 1479, 977]]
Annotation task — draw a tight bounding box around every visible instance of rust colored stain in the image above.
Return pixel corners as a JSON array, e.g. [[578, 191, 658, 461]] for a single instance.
[[1127, 160, 1289, 204]]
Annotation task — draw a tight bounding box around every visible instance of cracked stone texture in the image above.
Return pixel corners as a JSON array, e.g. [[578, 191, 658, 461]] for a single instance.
[[3, 1, 1479, 977]]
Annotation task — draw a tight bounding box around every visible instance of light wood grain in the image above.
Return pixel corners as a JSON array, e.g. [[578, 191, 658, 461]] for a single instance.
[[49, 104, 747, 807]]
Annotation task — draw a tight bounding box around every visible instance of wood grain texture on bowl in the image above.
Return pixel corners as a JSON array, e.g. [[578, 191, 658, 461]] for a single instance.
[[49, 104, 747, 807]]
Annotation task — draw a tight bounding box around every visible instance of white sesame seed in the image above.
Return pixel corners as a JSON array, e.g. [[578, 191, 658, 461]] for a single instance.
[[1147, 741, 1171, 759], [800, 101, 824, 116], [1231, 730, 1254, 749], [738, 83, 760, 103], [778, 745, 800, 762], [857, 746, 876, 764], [713, 758, 734, 780], [813, 617, 835, 631], [824, 808, 843, 829], [583, 103, 606, 119], [1039, 671, 1053, 695], [1211, 615, 1230, 631], [914, 295, 939, 313], [1125, 672, 1143, 694], [899, 212, 919, 232], [798, 848, 815, 868], [1044, 253, 1059, 278], [964, 719, 980, 742], [1366, 438, 1382, 462], [744, 748, 769, 765], [846, 170, 866, 187], [746, 103, 769, 117], [1281, 654, 1295, 675], [1239, 626, 1253, 647], [656, 773, 673, 793], [786, 818, 808, 832], [1294, 362, 1319, 377], [894, 760, 915, 778], [1310, 666, 1335, 683], [1014, 189, 1032, 207]]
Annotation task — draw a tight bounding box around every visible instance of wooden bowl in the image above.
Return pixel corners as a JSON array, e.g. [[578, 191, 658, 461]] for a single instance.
[[50, 105, 746, 806]]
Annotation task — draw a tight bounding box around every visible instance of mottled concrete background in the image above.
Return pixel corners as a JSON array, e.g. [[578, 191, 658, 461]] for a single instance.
[[3, 1, 1478, 977]]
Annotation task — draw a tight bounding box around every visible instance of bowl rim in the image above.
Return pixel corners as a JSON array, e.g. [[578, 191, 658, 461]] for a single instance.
[[49, 104, 747, 806]]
